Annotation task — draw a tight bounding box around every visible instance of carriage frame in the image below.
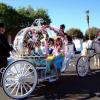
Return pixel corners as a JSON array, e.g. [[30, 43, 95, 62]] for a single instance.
[[1, 19, 91, 99]]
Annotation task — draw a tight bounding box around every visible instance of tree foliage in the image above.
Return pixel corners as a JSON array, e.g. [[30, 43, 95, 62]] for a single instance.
[[17, 6, 35, 27], [85, 27, 100, 39], [17, 7, 51, 27], [66, 28, 84, 39], [0, 3, 51, 36], [0, 3, 21, 35]]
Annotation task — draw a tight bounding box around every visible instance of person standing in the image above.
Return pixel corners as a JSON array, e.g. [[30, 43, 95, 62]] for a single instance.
[[73, 37, 83, 54], [61, 35, 75, 72], [81, 37, 88, 56], [58, 24, 65, 37], [0, 22, 13, 70], [49, 24, 65, 37]]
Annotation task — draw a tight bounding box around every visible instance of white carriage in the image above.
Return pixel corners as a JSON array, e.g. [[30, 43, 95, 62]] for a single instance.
[[2, 19, 90, 99]]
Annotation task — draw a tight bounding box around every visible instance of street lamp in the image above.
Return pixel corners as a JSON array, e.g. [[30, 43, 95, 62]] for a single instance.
[[86, 10, 90, 39]]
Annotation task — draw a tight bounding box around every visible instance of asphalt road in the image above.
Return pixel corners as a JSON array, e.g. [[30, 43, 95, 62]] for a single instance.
[[0, 68, 100, 100], [0, 55, 100, 100]]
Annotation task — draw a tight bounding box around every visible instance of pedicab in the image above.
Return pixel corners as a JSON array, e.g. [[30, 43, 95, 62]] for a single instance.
[[2, 19, 90, 99]]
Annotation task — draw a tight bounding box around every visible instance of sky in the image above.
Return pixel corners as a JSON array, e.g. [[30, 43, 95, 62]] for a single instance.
[[1, 0, 100, 34]]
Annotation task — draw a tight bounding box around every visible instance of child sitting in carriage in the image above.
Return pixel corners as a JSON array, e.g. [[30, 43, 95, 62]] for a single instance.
[[46, 38, 55, 73], [52, 37, 64, 76], [46, 33, 75, 77], [46, 36, 64, 77]]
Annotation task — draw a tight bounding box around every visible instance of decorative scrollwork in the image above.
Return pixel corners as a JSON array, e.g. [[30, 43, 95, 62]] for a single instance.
[[33, 18, 44, 26]]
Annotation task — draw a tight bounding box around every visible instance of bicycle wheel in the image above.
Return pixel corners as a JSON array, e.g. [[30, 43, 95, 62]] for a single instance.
[[89, 53, 100, 70], [76, 56, 89, 77], [2, 60, 37, 99]]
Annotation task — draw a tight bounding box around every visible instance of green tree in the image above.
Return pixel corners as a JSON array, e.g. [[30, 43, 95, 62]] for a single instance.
[[17, 6, 35, 27], [17, 7, 51, 26], [66, 28, 84, 39], [0, 3, 51, 42], [34, 8, 51, 24], [85, 27, 100, 39], [0, 3, 21, 35]]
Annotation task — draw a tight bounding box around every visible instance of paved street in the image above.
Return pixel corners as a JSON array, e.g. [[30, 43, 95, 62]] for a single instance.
[[0, 64, 100, 100]]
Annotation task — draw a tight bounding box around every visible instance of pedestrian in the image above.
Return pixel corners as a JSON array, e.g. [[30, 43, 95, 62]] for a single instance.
[[61, 34, 75, 72], [87, 39, 93, 49], [58, 24, 65, 36], [73, 37, 83, 54], [93, 34, 100, 53], [0, 22, 13, 82], [93, 34, 100, 66], [81, 37, 88, 56], [49, 24, 65, 37]]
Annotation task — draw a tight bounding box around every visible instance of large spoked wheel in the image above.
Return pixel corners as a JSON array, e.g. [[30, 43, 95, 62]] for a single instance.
[[76, 56, 89, 77], [89, 53, 100, 69], [2, 60, 37, 99]]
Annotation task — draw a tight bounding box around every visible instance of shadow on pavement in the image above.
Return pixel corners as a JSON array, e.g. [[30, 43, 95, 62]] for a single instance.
[[26, 69, 100, 100]]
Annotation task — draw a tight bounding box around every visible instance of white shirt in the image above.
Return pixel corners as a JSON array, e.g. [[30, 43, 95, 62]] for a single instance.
[[87, 40, 92, 49], [73, 39, 82, 52], [81, 41, 88, 56]]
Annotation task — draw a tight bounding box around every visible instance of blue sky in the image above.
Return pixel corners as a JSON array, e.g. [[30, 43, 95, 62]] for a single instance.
[[1, 0, 100, 34]]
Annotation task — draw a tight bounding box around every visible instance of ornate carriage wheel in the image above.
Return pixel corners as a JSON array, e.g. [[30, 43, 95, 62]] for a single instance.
[[76, 56, 90, 77], [2, 60, 37, 99]]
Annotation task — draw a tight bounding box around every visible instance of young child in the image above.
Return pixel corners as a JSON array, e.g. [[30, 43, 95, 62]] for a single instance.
[[46, 38, 55, 73], [40, 39, 47, 55], [52, 37, 64, 77], [48, 38, 55, 54], [34, 41, 43, 55]]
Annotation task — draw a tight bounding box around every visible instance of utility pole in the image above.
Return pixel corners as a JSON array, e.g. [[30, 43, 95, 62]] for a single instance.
[[86, 10, 90, 39]]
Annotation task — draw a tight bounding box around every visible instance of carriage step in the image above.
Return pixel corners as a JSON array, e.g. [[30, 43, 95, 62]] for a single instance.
[[36, 67, 46, 70], [48, 77, 58, 82], [38, 75, 57, 82]]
